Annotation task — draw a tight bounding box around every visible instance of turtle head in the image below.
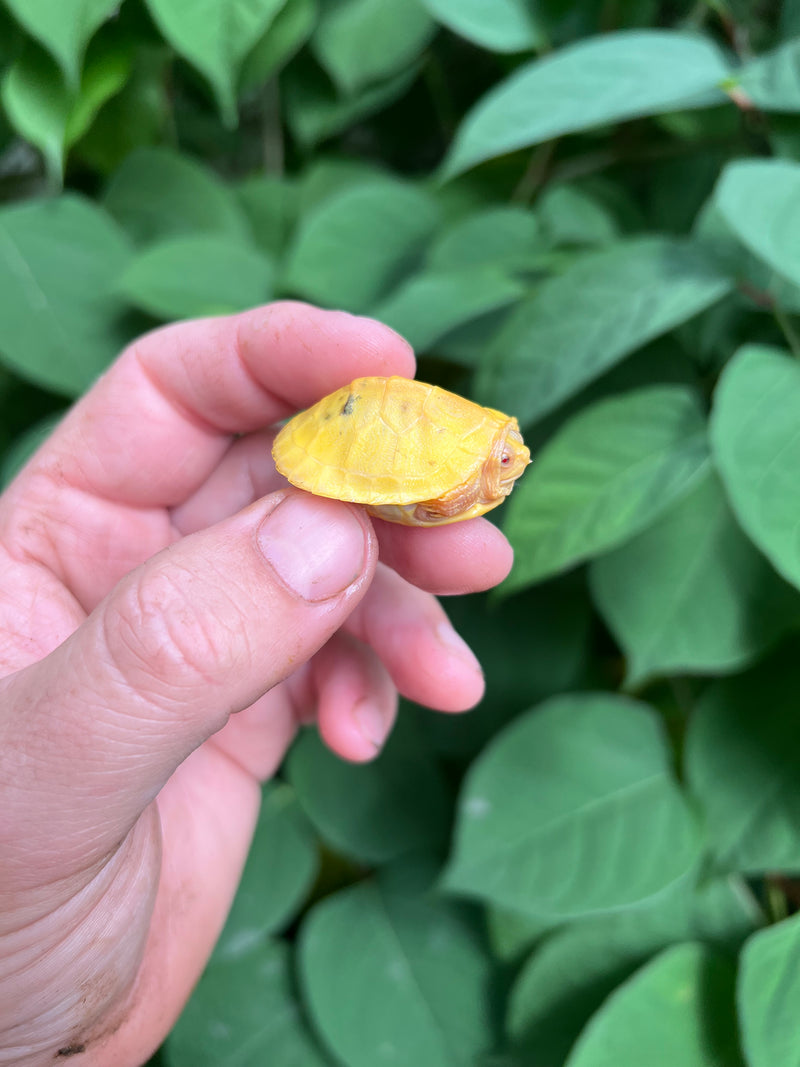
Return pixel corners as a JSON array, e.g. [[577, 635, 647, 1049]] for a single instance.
[[496, 421, 530, 494]]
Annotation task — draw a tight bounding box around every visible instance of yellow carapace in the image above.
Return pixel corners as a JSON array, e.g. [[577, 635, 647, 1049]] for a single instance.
[[272, 376, 530, 526]]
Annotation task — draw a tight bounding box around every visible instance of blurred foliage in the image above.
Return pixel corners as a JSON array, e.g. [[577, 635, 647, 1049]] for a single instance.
[[5, 0, 800, 1064]]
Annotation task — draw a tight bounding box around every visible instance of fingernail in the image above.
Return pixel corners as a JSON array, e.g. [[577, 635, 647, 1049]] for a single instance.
[[351, 698, 388, 751], [258, 494, 367, 602], [436, 620, 483, 675]]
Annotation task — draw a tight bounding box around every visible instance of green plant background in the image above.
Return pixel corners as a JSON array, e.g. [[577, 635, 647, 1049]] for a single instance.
[[3, 0, 800, 1064]]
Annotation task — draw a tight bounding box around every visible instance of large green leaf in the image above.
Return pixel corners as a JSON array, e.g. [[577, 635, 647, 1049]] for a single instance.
[[475, 237, 733, 427], [419, 0, 542, 53], [714, 159, 800, 289], [737, 39, 800, 111], [2, 0, 118, 85], [300, 878, 492, 1067], [372, 268, 524, 352], [143, 0, 287, 124], [311, 0, 434, 95], [103, 147, 251, 246], [0, 195, 132, 396], [286, 717, 450, 865], [739, 913, 800, 1067], [212, 783, 318, 962], [443, 693, 701, 917], [509, 876, 758, 1065], [711, 345, 800, 591], [504, 386, 710, 592], [590, 472, 800, 685], [426, 205, 544, 272], [283, 176, 439, 310], [117, 234, 274, 319], [165, 939, 330, 1066], [441, 31, 731, 178], [685, 647, 800, 874], [565, 944, 743, 1067]]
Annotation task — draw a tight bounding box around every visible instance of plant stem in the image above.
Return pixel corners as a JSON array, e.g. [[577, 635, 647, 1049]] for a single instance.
[[774, 305, 800, 358]]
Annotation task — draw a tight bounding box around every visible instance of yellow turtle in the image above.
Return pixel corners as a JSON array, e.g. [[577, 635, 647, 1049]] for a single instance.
[[272, 376, 530, 526]]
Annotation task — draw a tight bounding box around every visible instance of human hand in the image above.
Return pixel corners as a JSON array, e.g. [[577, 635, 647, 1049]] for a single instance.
[[0, 303, 512, 1066]]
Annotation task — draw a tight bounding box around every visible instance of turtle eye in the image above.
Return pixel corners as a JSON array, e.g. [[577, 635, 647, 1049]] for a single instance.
[[500, 452, 511, 466]]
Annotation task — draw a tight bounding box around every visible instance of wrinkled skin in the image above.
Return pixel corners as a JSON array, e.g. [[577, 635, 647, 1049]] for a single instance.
[[0, 304, 512, 1066]]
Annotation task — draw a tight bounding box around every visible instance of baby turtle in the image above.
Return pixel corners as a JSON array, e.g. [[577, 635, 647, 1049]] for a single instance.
[[272, 376, 530, 526]]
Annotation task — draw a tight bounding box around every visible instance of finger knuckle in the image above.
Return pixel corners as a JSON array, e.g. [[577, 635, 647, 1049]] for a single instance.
[[103, 561, 249, 698]]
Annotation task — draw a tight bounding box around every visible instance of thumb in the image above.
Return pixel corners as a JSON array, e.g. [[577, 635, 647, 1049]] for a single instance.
[[1, 490, 375, 878]]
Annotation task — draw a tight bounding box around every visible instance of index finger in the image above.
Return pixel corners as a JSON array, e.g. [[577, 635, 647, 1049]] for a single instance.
[[24, 302, 416, 508]]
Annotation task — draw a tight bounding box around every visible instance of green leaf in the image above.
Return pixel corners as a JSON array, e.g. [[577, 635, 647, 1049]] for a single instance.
[[694, 197, 800, 316], [2, 0, 119, 85], [239, 0, 316, 90], [714, 159, 800, 290], [236, 174, 296, 258], [372, 268, 524, 352], [716, 155, 800, 290], [426, 205, 544, 272], [737, 39, 800, 112], [212, 783, 318, 961], [2, 45, 72, 183], [0, 194, 133, 396], [283, 176, 439, 311], [486, 904, 556, 963], [165, 939, 330, 1066], [425, 578, 592, 761], [286, 716, 450, 865], [143, 0, 287, 124], [283, 56, 420, 147], [300, 878, 492, 1067], [711, 345, 800, 591], [537, 184, 620, 247], [2, 41, 132, 182], [434, 306, 514, 368], [441, 31, 731, 179], [590, 472, 800, 686], [565, 944, 743, 1067], [475, 237, 733, 427], [103, 147, 251, 246], [419, 0, 542, 53], [65, 40, 133, 146], [117, 234, 274, 319], [70, 48, 170, 177], [503, 386, 711, 592], [443, 693, 701, 917], [739, 913, 800, 1067], [509, 876, 757, 1066], [685, 647, 800, 874], [311, 0, 435, 95]]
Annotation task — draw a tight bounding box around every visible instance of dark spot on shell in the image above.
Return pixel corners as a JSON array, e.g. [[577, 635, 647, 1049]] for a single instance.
[[341, 394, 357, 416], [57, 1046, 86, 1058]]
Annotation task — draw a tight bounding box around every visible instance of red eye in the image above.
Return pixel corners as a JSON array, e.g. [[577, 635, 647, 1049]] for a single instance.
[[501, 453, 511, 466]]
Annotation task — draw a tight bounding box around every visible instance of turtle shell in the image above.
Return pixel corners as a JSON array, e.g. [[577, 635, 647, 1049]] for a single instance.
[[271, 376, 529, 525]]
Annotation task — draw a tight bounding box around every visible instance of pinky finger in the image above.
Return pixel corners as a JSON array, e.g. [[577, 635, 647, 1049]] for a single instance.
[[310, 632, 398, 763]]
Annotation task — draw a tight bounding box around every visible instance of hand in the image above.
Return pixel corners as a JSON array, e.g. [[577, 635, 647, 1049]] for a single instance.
[[0, 303, 512, 1066]]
